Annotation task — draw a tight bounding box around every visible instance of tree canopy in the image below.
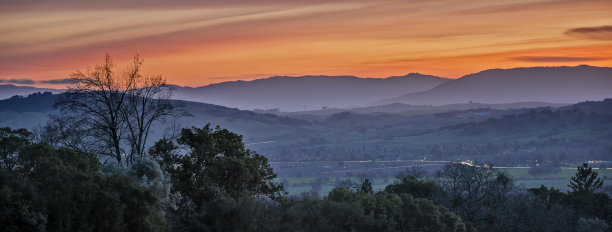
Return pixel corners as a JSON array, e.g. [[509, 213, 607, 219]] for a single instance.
[[149, 124, 285, 226], [0, 132, 164, 232]]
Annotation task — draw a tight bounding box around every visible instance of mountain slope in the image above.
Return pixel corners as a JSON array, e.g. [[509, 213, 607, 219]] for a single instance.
[[373, 65, 612, 106], [278, 102, 568, 121], [172, 73, 449, 111], [0, 93, 313, 144]]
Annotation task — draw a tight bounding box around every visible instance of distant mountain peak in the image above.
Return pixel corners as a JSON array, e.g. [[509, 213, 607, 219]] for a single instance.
[[387, 73, 447, 80], [461, 65, 604, 79], [372, 65, 612, 106]]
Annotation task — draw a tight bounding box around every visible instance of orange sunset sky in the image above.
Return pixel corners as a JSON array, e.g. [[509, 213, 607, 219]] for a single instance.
[[1, 0, 611, 87]]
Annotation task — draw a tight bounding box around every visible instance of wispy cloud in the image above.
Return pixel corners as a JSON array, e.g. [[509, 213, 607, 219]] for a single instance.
[[1, 0, 611, 86], [565, 25, 612, 40], [39, 78, 74, 84], [0, 78, 36, 85], [456, 0, 573, 15], [0, 78, 72, 85], [512, 56, 605, 62]]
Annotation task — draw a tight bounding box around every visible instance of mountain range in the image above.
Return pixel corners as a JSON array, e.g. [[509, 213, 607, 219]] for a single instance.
[[373, 65, 612, 106], [171, 73, 448, 111], [1, 65, 611, 111]]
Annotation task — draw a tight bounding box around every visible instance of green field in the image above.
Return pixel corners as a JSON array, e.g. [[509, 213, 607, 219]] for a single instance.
[[503, 168, 612, 190], [282, 167, 612, 195]]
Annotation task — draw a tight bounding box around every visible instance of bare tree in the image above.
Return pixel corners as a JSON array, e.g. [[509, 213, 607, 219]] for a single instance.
[[41, 114, 103, 155], [54, 54, 179, 164], [121, 55, 182, 164], [435, 162, 513, 229]]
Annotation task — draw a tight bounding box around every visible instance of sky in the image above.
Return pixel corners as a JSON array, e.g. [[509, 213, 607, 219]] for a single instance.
[[1, 0, 611, 87]]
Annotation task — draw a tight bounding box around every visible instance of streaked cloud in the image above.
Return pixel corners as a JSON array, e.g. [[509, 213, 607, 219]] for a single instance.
[[39, 78, 74, 84], [566, 25, 612, 40], [1, 0, 611, 87], [512, 56, 605, 62], [0, 78, 36, 85], [0, 78, 73, 85]]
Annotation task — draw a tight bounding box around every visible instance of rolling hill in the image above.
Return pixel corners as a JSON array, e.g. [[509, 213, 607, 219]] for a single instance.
[[275, 102, 569, 121], [0, 92, 312, 145], [0, 92, 610, 165]]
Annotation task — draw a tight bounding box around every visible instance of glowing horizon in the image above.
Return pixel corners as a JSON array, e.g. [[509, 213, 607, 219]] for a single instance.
[[1, 0, 611, 88]]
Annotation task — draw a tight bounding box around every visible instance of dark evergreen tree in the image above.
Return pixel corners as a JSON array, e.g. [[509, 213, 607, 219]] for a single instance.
[[569, 163, 603, 193]]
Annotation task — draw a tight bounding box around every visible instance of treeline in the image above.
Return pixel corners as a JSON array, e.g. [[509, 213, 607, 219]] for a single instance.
[[0, 92, 57, 112], [268, 139, 607, 166]]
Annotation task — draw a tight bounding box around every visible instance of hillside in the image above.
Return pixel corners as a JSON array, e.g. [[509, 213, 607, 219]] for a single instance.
[[0, 93, 312, 144], [373, 65, 612, 106], [276, 102, 568, 121], [260, 101, 612, 165], [1, 92, 610, 166], [441, 102, 612, 138]]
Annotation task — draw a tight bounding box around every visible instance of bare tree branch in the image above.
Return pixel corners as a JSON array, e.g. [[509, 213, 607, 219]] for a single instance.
[[52, 53, 182, 165]]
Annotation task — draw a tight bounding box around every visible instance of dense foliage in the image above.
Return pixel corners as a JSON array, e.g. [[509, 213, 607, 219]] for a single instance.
[[0, 127, 164, 232], [149, 124, 286, 229]]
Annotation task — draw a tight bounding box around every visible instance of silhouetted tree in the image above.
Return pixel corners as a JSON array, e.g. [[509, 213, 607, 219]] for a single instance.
[[42, 114, 100, 155], [54, 54, 178, 164], [120, 59, 182, 162], [569, 163, 603, 193], [359, 178, 374, 194], [435, 162, 513, 229], [0, 127, 32, 171]]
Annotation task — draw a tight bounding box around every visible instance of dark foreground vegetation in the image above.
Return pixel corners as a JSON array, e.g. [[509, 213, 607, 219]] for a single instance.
[[2, 126, 612, 232]]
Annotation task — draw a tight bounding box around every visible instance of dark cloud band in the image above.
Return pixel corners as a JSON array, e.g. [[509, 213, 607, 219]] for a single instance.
[[0, 78, 73, 85], [565, 25, 612, 40], [38, 78, 75, 84], [0, 78, 36, 85], [512, 56, 604, 62]]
